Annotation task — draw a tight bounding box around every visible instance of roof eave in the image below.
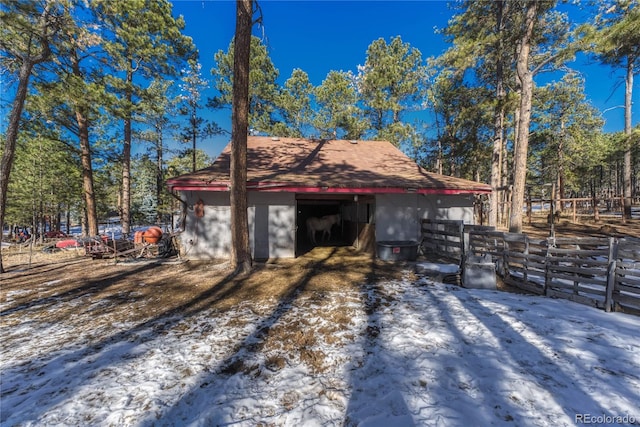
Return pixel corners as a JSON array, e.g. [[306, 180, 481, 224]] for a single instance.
[[168, 181, 492, 195]]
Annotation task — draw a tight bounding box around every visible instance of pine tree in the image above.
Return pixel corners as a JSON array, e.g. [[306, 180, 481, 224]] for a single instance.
[[314, 70, 368, 139], [178, 60, 222, 172], [357, 36, 428, 147], [580, 0, 640, 219], [230, 0, 254, 275], [95, 0, 195, 236], [530, 72, 605, 200], [135, 79, 177, 224], [0, 0, 62, 272], [442, 0, 516, 226], [275, 69, 314, 138], [211, 35, 280, 135]]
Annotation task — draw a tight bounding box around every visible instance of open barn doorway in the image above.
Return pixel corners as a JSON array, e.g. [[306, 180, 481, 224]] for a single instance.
[[296, 196, 349, 256], [295, 194, 376, 256]]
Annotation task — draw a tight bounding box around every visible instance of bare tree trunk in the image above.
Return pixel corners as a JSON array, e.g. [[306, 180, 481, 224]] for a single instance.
[[70, 49, 99, 237], [0, 3, 53, 273], [77, 108, 98, 237], [191, 111, 197, 173], [510, 1, 537, 233], [122, 116, 131, 235], [558, 120, 566, 211], [500, 115, 512, 226], [230, 0, 253, 274], [121, 64, 133, 236], [436, 137, 443, 175], [156, 123, 164, 224], [623, 56, 633, 220], [490, 0, 506, 228], [1, 62, 34, 272]]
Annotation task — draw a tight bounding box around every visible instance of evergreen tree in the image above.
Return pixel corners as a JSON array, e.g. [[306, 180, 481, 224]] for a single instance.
[[426, 70, 493, 180], [94, 0, 195, 236], [230, 0, 254, 275], [135, 79, 177, 224], [27, 3, 108, 238], [275, 68, 314, 138], [442, 0, 517, 226], [0, 0, 63, 272], [510, 1, 574, 232], [314, 70, 368, 139], [530, 72, 605, 201], [178, 60, 222, 172], [580, 0, 640, 219], [357, 36, 429, 146], [211, 35, 280, 135], [130, 154, 157, 224]]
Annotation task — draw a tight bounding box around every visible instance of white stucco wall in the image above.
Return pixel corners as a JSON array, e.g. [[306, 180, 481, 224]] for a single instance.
[[418, 194, 475, 223], [375, 193, 475, 242], [178, 191, 295, 260], [249, 192, 296, 259], [375, 194, 421, 241], [180, 192, 231, 259], [179, 191, 475, 259]]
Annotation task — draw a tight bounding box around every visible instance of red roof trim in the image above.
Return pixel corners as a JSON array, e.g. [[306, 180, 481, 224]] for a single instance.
[[168, 181, 491, 195]]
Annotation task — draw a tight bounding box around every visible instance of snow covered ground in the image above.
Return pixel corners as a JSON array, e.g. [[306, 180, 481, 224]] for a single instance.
[[1, 264, 639, 426]]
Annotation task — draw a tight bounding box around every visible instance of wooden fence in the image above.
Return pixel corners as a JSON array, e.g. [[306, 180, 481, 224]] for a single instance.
[[421, 219, 640, 314], [420, 219, 465, 261]]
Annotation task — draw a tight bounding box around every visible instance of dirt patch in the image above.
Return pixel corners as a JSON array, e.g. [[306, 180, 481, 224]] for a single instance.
[[1, 248, 377, 316]]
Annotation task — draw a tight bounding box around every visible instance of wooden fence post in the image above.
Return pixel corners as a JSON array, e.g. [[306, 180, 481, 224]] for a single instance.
[[523, 235, 530, 286], [605, 237, 618, 313], [458, 221, 465, 261], [544, 236, 555, 296]]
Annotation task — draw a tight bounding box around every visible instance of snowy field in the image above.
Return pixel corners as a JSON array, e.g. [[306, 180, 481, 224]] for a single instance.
[[1, 265, 639, 426]]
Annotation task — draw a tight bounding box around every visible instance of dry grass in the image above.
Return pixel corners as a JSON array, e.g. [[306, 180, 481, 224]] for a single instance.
[[521, 217, 640, 240], [1, 245, 412, 376], [1, 245, 403, 335], [3, 218, 637, 312]]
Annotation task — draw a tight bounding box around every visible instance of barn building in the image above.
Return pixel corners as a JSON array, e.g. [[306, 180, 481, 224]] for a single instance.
[[166, 136, 491, 260]]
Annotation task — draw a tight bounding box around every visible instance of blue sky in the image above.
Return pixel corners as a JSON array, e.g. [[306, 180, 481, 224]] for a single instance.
[[170, 0, 638, 159]]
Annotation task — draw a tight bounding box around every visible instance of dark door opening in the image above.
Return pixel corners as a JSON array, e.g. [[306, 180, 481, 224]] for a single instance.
[[296, 199, 348, 256]]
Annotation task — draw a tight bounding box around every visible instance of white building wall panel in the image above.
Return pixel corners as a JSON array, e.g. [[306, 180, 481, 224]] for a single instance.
[[375, 194, 475, 243], [179, 191, 295, 260], [180, 192, 231, 259], [249, 192, 295, 260], [418, 194, 474, 223], [375, 194, 421, 241]]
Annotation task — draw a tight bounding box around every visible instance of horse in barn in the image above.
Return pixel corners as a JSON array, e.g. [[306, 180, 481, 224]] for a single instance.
[[306, 214, 341, 245]]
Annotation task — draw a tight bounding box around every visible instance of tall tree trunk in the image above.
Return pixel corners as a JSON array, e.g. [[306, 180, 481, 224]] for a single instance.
[[0, 3, 53, 273], [490, 0, 506, 228], [76, 107, 98, 237], [558, 120, 566, 209], [156, 123, 164, 224], [623, 56, 633, 220], [510, 1, 537, 233], [70, 49, 99, 237], [1, 62, 35, 272], [121, 65, 133, 236], [501, 113, 512, 226], [230, 0, 253, 274], [191, 110, 197, 173]]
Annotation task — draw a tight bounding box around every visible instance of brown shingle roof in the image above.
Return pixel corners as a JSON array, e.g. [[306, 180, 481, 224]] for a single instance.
[[167, 136, 491, 194]]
